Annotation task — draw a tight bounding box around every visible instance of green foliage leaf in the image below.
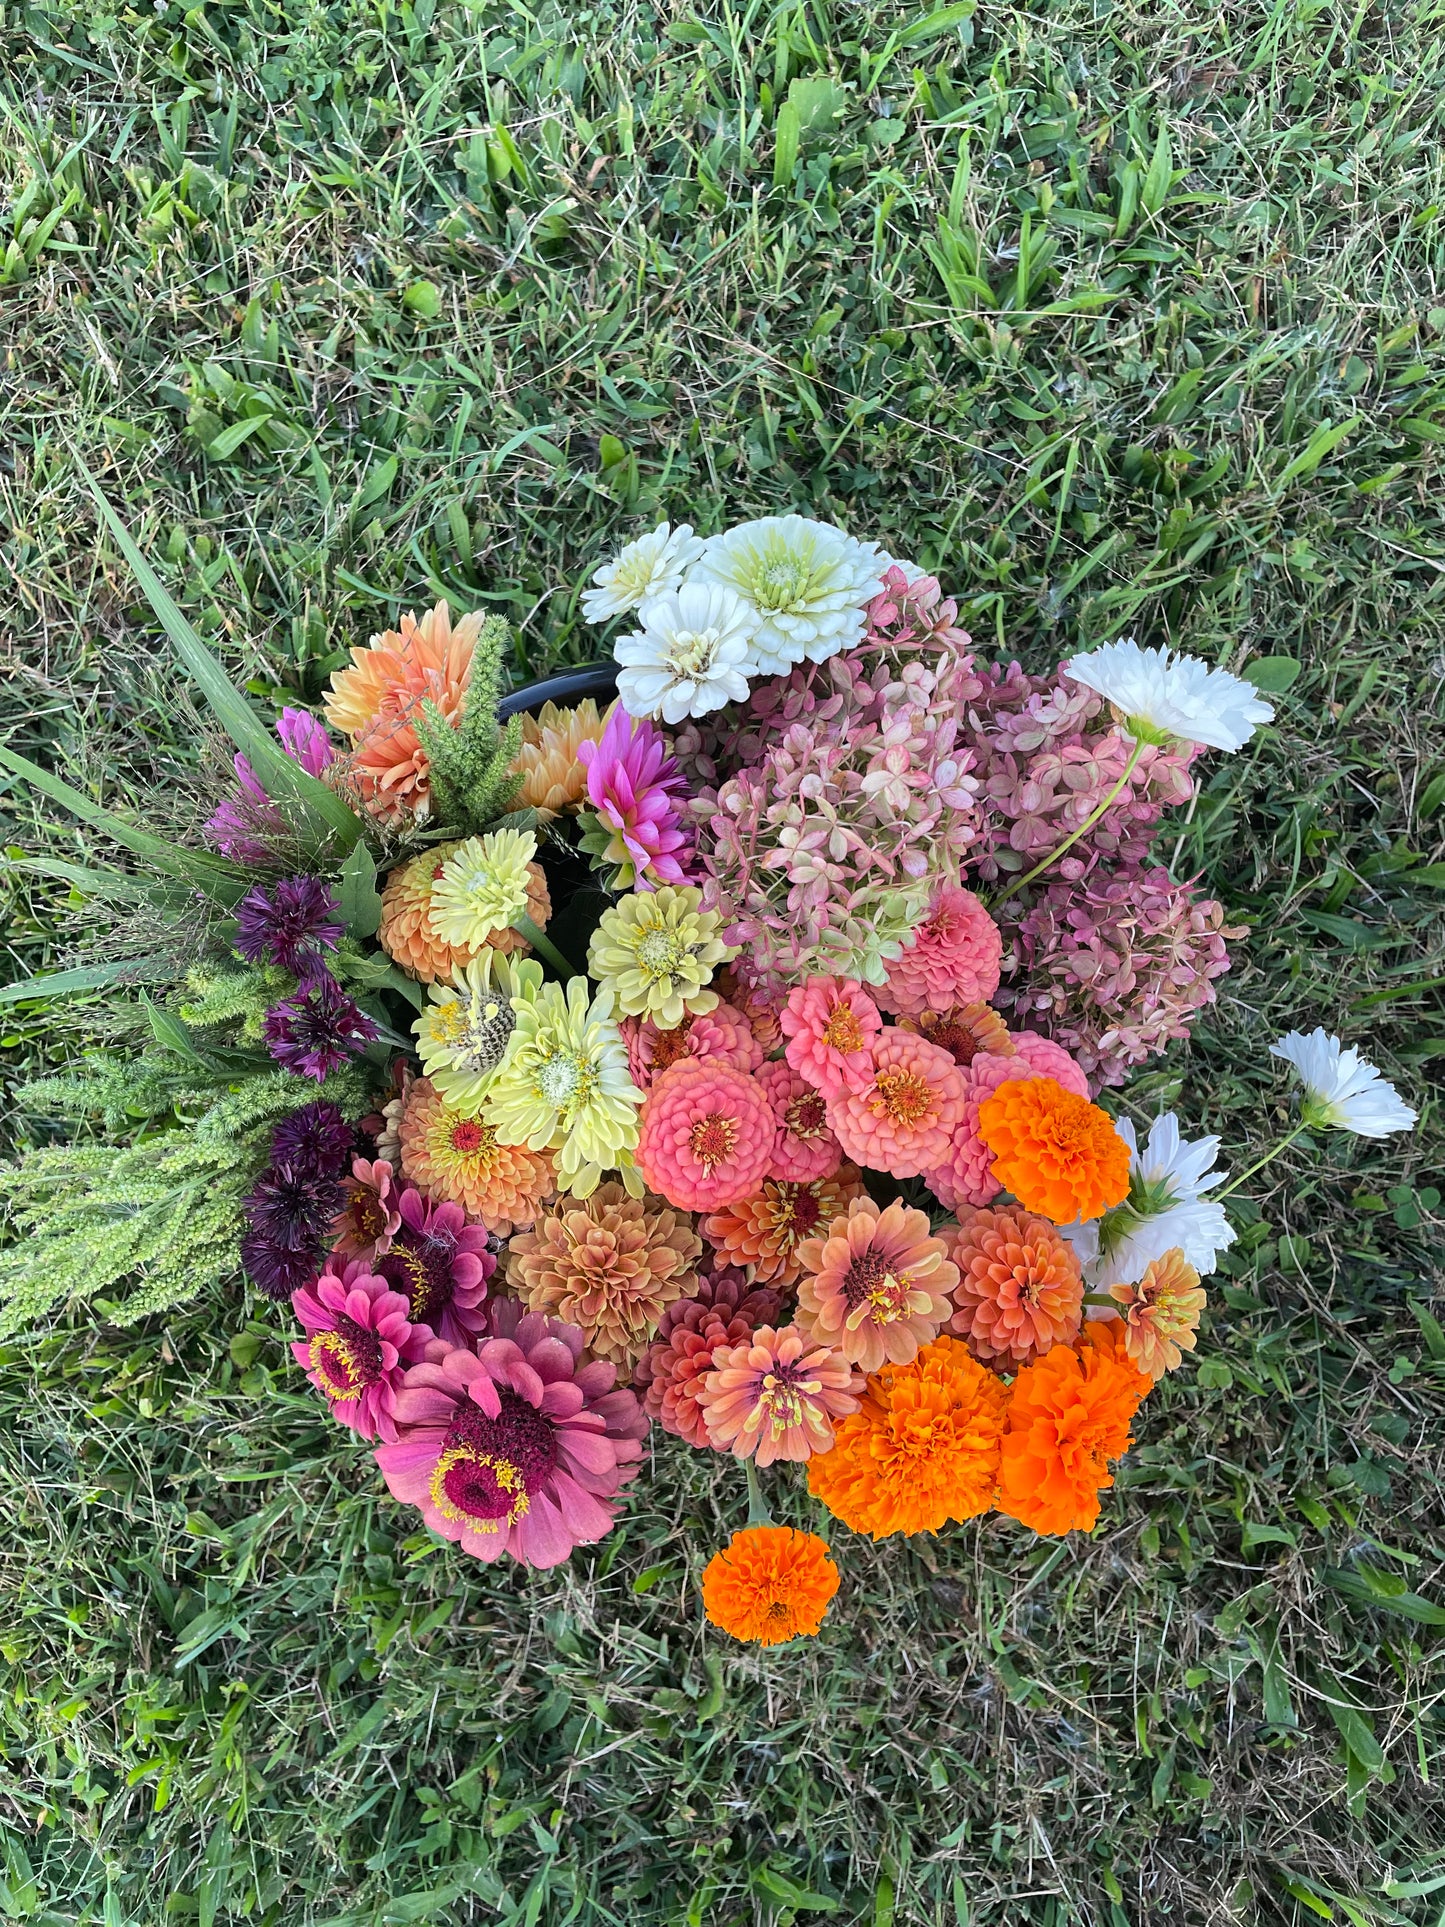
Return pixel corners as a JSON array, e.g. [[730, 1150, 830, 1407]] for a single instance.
[[338, 840, 382, 939], [1244, 655, 1303, 692]]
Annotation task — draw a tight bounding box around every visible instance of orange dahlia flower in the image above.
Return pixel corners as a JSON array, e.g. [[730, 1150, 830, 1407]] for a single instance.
[[397, 1076, 554, 1235], [795, 1194, 957, 1373], [512, 698, 608, 819], [807, 1336, 1010, 1539], [825, 1029, 966, 1179], [702, 1525, 840, 1644], [702, 1165, 865, 1290], [379, 844, 551, 983], [975, 1076, 1131, 1225], [995, 1325, 1150, 1536], [1109, 1250, 1207, 1379], [946, 1204, 1084, 1365], [325, 601, 481, 823]]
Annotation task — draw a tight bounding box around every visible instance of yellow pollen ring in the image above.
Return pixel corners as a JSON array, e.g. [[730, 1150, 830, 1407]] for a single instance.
[[428, 1446, 530, 1533], [310, 1330, 366, 1401]]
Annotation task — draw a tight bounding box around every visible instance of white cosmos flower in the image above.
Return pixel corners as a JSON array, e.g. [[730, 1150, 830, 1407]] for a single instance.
[[691, 515, 886, 675], [1066, 1113, 1236, 1287], [1271, 1028, 1417, 1138], [613, 581, 756, 725], [580, 522, 706, 623], [1064, 637, 1274, 752]]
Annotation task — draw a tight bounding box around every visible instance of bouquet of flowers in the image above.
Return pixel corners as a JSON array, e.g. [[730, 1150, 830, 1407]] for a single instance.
[[1, 489, 1418, 1647]]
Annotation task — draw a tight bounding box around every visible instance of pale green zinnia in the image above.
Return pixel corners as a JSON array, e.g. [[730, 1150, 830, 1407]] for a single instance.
[[429, 828, 539, 950], [413, 951, 545, 1113]]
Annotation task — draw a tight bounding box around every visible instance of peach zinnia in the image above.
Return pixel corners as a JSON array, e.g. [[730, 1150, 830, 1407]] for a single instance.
[[397, 1076, 554, 1235], [876, 885, 1003, 1018], [635, 1060, 775, 1212], [379, 843, 551, 984], [702, 1526, 840, 1644], [795, 1195, 958, 1373], [757, 1060, 842, 1182], [995, 1324, 1150, 1536], [779, 975, 883, 1100], [896, 1001, 1013, 1069], [825, 1030, 966, 1179], [976, 1076, 1131, 1225], [807, 1336, 1011, 1539], [325, 601, 480, 823], [699, 1323, 860, 1465], [946, 1204, 1084, 1365], [1109, 1250, 1207, 1379], [633, 1270, 783, 1447], [702, 1165, 865, 1290]]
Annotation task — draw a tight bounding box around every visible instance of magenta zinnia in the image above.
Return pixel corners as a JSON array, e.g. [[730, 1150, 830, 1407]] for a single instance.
[[575, 703, 693, 889], [370, 1185, 495, 1348], [291, 1260, 428, 1442], [374, 1304, 647, 1568]]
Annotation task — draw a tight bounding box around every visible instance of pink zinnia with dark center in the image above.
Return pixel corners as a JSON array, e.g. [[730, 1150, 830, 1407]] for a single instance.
[[620, 999, 763, 1089], [794, 1194, 959, 1373], [371, 1185, 495, 1348], [374, 1302, 647, 1568], [756, 1060, 842, 1182], [780, 976, 883, 1101], [576, 703, 693, 890], [698, 1322, 861, 1465], [291, 1260, 428, 1442]]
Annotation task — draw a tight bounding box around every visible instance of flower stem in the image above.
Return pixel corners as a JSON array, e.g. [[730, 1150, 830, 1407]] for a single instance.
[[990, 737, 1147, 908], [512, 913, 578, 979], [744, 1458, 774, 1528], [1213, 1123, 1309, 1202]]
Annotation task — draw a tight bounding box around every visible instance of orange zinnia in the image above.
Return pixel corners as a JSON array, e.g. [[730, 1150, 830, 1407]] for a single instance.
[[995, 1323, 1150, 1536], [806, 1336, 1010, 1539], [975, 1076, 1131, 1225], [701, 1526, 840, 1644]]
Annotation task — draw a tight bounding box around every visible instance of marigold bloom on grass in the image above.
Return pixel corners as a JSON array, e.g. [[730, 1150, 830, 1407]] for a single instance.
[[995, 1326, 1150, 1535], [779, 976, 883, 1100], [896, 1001, 1013, 1069], [701, 1525, 840, 1645], [977, 1076, 1132, 1225], [876, 884, 1003, 1017], [588, 886, 733, 1026], [292, 1260, 427, 1442], [795, 1195, 958, 1372], [701, 1166, 865, 1290], [397, 1076, 554, 1235], [633, 1269, 784, 1446], [945, 1204, 1084, 1365], [379, 842, 482, 983], [807, 1337, 1010, 1539], [371, 1185, 496, 1347], [757, 1060, 842, 1182], [699, 1323, 860, 1464], [512, 698, 607, 819], [507, 1181, 702, 1367], [1108, 1249, 1206, 1378], [825, 1030, 966, 1179], [635, 1060, 775, 1211], [325, 601, 480, 822], [620, 1001, 763, 1089], [924, 1036, 1089, 1211]]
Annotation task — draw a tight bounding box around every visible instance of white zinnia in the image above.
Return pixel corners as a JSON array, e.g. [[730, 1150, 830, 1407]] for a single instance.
[[1067, 1113, 1236, 1287], [691, 515, 887, 675], [1271, 1028, 1417, 1138], [614, 581, 756, 724], [1064, 637, 1274, 753], [580, 522, 705, 623]]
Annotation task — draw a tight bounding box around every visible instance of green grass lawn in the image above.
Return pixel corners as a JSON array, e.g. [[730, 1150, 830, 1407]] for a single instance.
[[3, 0, 1445, 1920]]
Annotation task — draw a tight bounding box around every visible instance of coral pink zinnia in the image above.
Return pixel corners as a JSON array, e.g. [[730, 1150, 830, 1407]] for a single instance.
[[633, 1268, 784, 1447], [698, 1324, 861, 1466], [291, 1260, 429, 1443], [825, 1030, 966, 1179], [620, 1000, 763, 1090], [330, 1156, 403, 1258], [795, 1195, 959, 1373], [575, 702, 693, 890], [923, 1033, 1090, 1211], [635, 1059, 776, 1211], [374, 1304, 647, 1569], [757, 1060, 842, 1182], [876, 883, 1003, 1018], [945, 1203, 1085, 1365], [780, 976, 883, 1100]]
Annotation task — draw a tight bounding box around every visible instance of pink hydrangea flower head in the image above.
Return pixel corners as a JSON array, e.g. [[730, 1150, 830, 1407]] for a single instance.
[[825, 1030, 967, 1179], [875, 884, 1003, 1018], [864, 565, 972, 652], [714, 964, 787, 1053], [633, 1268, 785, 1447], [291, 1259, 427, 1442], [575, 703, 693, 890], [921, 1033, 1089, 1210], [636, 1059, 776, 1211], [698, 1323, 861, 1466], [374, 1310, 646, 1568], [330, 1157, 403, 1258], [780, 976, 883, 1101], [757, 1059, 842, 1182], [620, 1000, 763, 1090], [370, 1184, 496, 1348]]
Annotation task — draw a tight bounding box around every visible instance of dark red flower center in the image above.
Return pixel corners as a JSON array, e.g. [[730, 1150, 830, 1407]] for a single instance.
[[784, 1090, 829, 1140], [775, 1184, 823, 1235], [649, 1018, 695, 1070], [376, 1228, 454, 1323], [343, 1182, 389, 1244], [429, 1388, 558, 1532], [689, 1110, 738, 1169], [449, 1119, 488, 1154], [310, 1311, 383, 1400], [842, 1245, 913, 1322], [930, 1022, 979, 1067]]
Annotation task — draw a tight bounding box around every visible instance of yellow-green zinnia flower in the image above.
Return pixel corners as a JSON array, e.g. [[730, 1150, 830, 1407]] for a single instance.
[[429, 829, 538, 949], [586, 885, 734, 1027], [413, 951, 545, 1113]]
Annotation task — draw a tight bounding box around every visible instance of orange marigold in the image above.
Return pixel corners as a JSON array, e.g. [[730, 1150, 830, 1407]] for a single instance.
[[397, 1076, 554, 1236], [511, 698, 608, 819], [325, 601, 480, 823], [806, 1336, 1010, 1539], [379, 844, 551, 983], [702, 1165, 865, 1289], [975, 1076, 1131, 1225], [995, 1324, 1150, 1536], [945, 1204, 1084, 1365], [701, 1525, 839, 1644]]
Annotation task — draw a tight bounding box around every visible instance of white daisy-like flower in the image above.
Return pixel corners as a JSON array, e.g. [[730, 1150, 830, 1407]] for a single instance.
[[691, 515, 887, 675], [580, 521, 706, 623], [1063, 637, 1274, 753], [1066, 1113, 1236, 1287], [613, 581, 756, 724], [1271, 1028, 1417, 1138]]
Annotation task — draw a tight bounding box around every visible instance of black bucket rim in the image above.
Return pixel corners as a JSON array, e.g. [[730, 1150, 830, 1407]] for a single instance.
[[497, 662, 619, 720]]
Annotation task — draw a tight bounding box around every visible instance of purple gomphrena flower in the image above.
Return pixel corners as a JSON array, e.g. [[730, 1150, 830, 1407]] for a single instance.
[[241, 1161, 347, 1300], [269, 1100, 358, 1178], [263, 978, 379, 1082], [236, 876, 344, 984]]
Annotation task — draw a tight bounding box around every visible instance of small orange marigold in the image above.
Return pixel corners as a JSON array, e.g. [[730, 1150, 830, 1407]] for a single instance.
[[701, 1526, 840, 1644], [975, 1076, 1131, 1225], [994, 1321, 1150, 1536]]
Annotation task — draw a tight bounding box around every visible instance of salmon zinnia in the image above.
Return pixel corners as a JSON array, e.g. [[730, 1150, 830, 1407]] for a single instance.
[[795, 1195, 958, 1373]]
